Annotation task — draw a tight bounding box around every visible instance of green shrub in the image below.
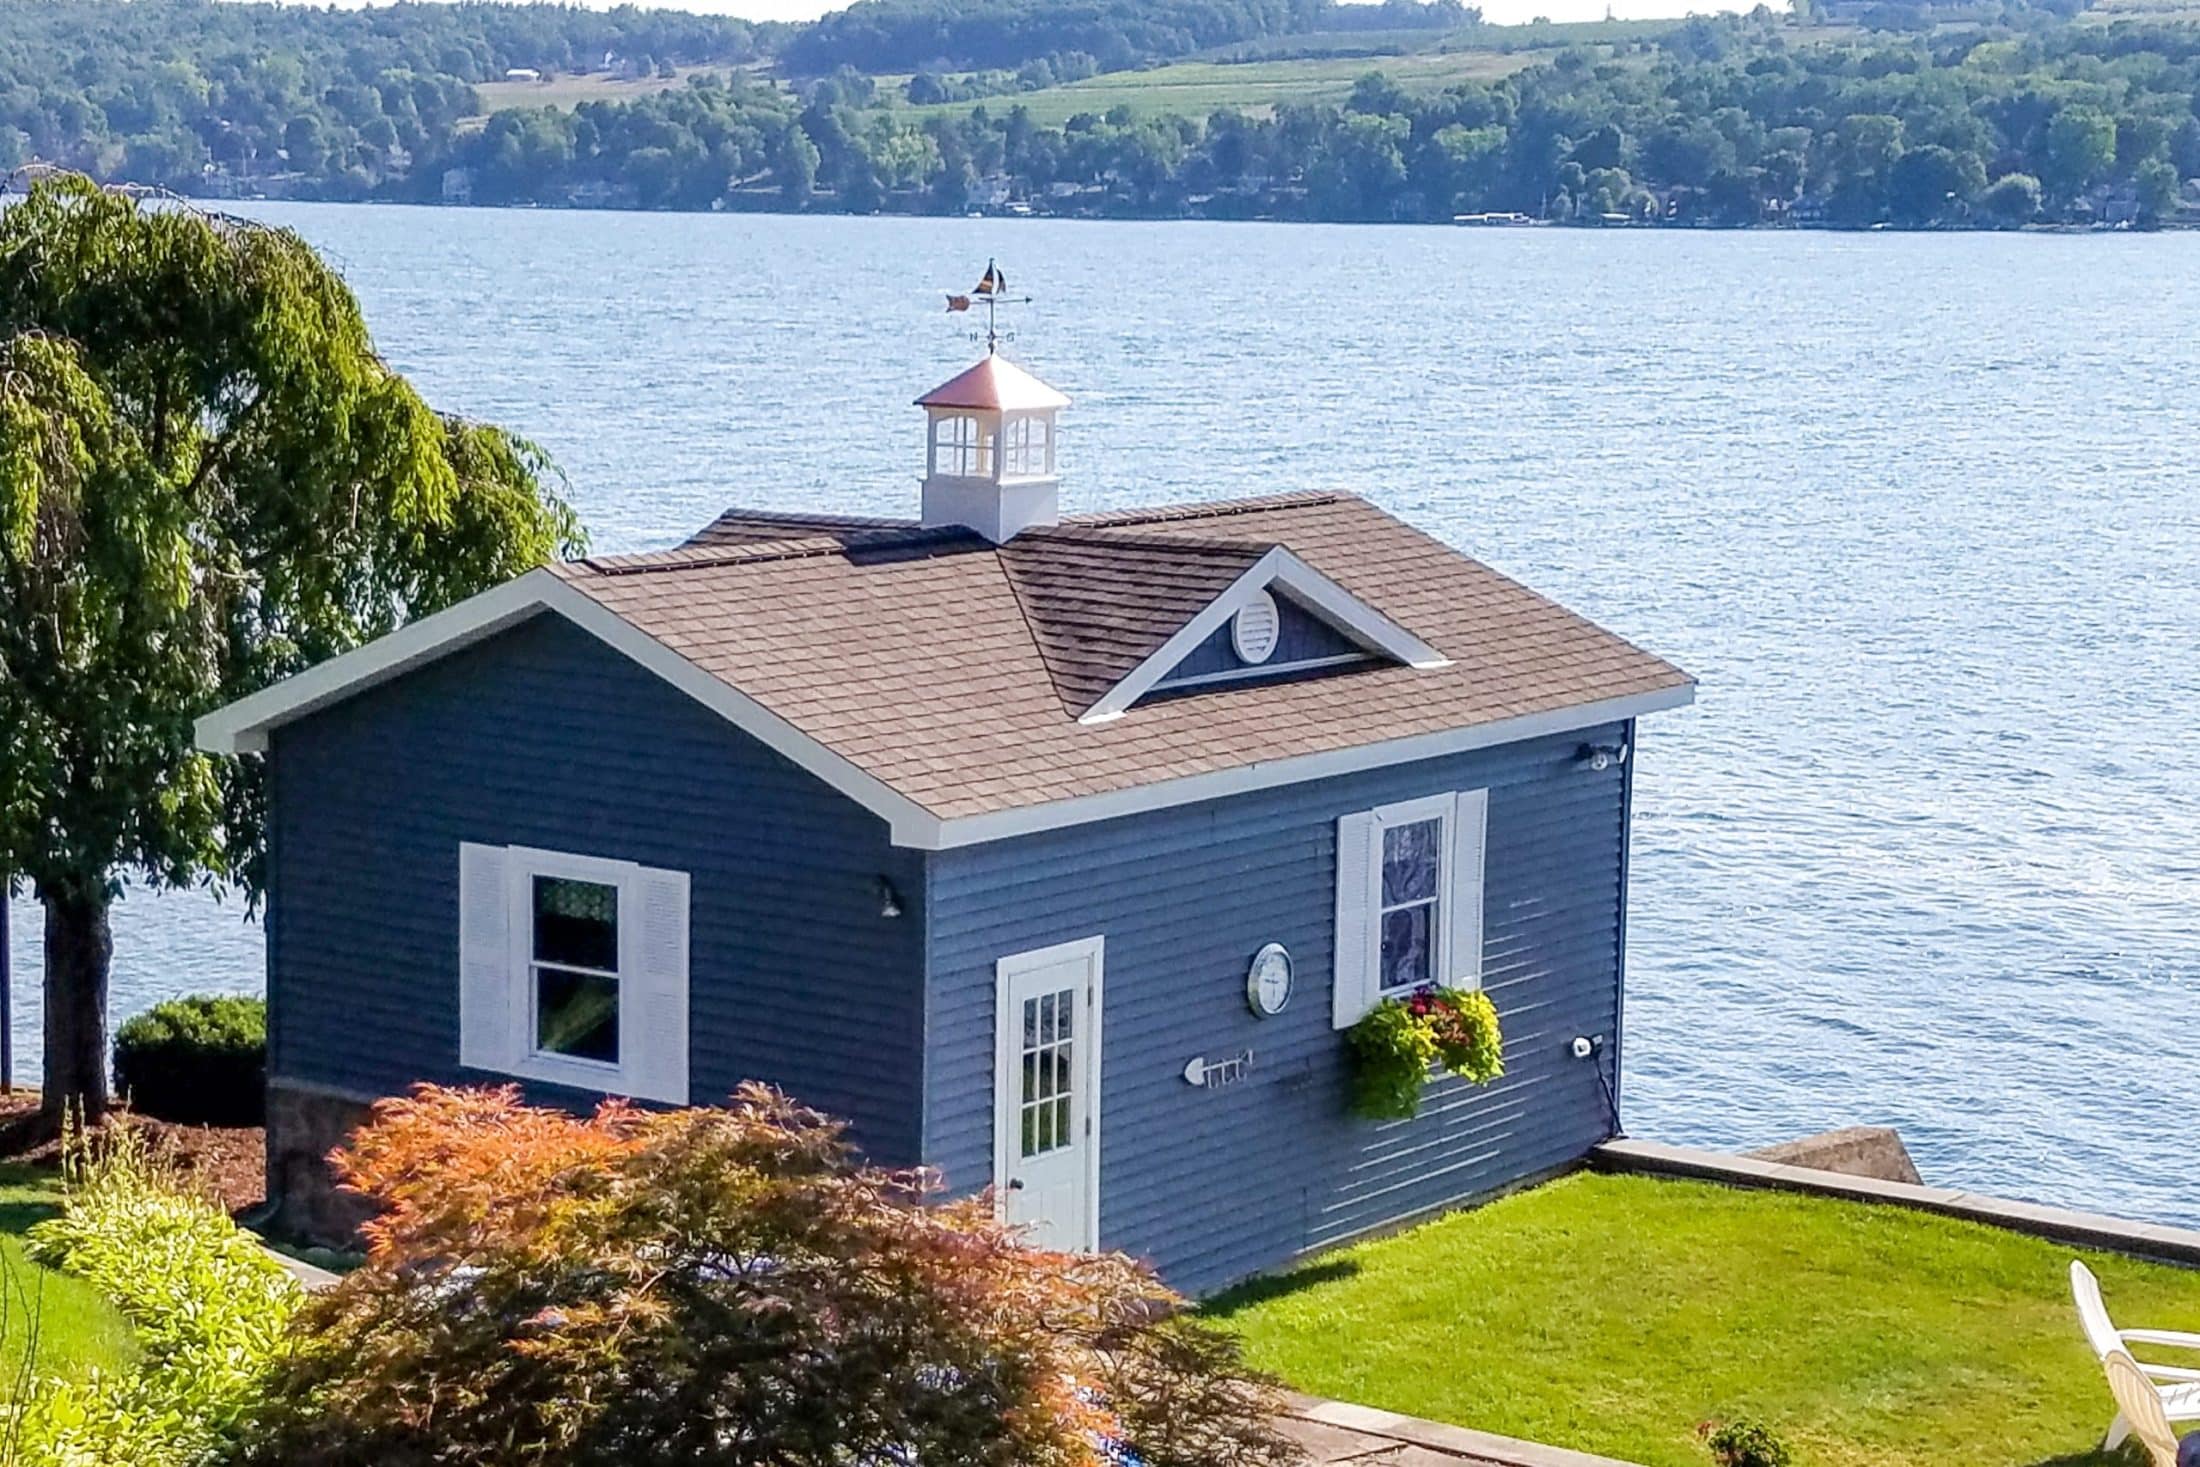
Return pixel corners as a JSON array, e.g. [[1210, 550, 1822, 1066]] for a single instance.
[[237, 1083, 1299, 1467], [113, 994, 267, 1126], [1703, 1417, 1796, 1467], [4, 1121, 301, 1465]]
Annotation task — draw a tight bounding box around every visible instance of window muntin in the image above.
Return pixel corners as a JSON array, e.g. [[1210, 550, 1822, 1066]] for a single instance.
[[1377, 817, 1444, 994]]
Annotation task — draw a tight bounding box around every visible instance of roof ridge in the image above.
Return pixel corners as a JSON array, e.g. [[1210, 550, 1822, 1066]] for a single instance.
[[570, 539, 853, 576], [570, 525, 975, 577], [1061, 490, 1342, 529], [1013, 526, 1272, 560], [701, 507, 917, 530]]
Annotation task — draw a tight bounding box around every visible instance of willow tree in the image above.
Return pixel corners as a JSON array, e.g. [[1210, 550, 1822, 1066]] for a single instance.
[[0, 172, 581, 1126]]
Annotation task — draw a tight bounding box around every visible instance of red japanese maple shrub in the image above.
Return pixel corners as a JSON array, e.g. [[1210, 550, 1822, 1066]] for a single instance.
[[237, 1083, 1301, 1467]]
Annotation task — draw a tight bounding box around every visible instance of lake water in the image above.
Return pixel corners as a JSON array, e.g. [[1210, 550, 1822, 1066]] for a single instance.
[[8, 207, 2195, 1227]]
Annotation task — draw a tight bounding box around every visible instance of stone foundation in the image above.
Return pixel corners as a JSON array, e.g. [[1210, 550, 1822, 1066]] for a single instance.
[[265, 1078, 381, 1247], [1746, 1125, 1923, 1185]]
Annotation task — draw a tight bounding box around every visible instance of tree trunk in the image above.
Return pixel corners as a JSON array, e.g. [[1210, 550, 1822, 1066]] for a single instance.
[[40, 889, 110, 1128], [1, 883, 12, 1092]]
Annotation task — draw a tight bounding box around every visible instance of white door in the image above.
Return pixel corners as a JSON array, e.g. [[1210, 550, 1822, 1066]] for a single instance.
[[993, 936, 1103, 1252]]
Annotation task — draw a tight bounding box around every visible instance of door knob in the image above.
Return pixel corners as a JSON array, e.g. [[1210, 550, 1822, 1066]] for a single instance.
[[1007, 1178, 1025, 1190]]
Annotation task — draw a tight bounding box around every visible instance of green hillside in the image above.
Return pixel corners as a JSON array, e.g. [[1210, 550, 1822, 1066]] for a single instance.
[[885, 47, 1547, 123]]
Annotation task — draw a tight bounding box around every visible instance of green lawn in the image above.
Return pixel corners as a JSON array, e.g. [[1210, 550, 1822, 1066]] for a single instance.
[[471, 63, 739, 117], [1208, 1173, 2199, 1467], [0, 1165, 136, 1391], [889, 48, 1548, 125]]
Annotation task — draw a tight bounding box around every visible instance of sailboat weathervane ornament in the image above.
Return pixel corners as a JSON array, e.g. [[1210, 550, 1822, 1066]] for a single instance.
[[944, 258, 1030, 354]]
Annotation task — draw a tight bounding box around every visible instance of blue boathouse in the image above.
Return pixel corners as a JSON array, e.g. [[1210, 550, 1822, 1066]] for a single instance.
[[198, 347, 1692, 1295]]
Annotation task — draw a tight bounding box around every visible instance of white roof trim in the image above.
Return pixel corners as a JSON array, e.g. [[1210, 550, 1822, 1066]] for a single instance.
[[193, 569, 944, 844], [195, 567, 1691, 855], [1076, 546, 1448, 725], [927, 683, 1695, 850]]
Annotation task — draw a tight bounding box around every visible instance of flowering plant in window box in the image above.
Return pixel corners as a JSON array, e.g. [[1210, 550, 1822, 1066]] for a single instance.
[[1344, 985, 1504, 1121]]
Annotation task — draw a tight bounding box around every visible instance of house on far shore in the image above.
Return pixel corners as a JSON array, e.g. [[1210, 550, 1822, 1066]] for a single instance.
[[197, 339, 1693, 1295]]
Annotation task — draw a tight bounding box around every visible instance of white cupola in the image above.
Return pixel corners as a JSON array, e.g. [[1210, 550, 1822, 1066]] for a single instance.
[[916, 352, 1069, 544]]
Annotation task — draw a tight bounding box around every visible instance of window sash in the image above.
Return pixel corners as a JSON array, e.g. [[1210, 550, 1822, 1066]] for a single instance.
[[1368, 795, 1453, 999], [932, 412, 993, 477], [507, 847, 636, 1085], [1002, 415, 1050, 477]]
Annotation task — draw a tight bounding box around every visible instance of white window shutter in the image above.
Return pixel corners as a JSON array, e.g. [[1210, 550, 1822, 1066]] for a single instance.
[[1332, 811, 1381, 1029], [625, 866, 690, 1105], [1448, 789, 1489, 990], [458, 842, 516, 1072]]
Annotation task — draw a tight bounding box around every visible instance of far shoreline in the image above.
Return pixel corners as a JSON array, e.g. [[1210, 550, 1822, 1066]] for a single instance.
[[211, 194, 2200, 237]]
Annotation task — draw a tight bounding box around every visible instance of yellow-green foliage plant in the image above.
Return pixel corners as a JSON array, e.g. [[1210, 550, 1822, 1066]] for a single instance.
[[3, 1119, 300, 1466], [1344, 985, 1503, 1121]]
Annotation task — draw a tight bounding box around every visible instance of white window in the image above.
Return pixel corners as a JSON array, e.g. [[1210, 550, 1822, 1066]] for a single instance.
[[931, 412, 994, 478], [1001, 414, 1051, 477], [458, 843, 690, 1103], [1332, 789, 1488, 1029]]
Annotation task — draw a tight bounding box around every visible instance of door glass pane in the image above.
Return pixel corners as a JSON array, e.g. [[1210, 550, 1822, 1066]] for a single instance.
[[536, 967, 618, 1062], [1017, 986, 1078, 1160]]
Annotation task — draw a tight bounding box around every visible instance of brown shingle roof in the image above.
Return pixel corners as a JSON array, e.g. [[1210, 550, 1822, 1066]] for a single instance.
[[548, 493, 1690, 823], [997, 529, 1268, 716]]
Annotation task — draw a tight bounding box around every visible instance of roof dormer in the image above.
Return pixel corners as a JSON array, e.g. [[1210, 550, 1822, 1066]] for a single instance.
[[993, 529, 1448, 723], [917, 353, 1068, 544]]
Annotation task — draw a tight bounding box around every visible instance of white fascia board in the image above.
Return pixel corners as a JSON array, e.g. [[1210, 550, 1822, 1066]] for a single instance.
[[193, 569, 948, 847], [194, 571, 565, 756], [920, 683, 1695, 851], [1077, 546, 1448, 725], [194, 565, 1694, 856]]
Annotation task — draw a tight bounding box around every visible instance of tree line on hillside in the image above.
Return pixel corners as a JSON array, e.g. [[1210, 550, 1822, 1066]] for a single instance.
[[0, 0, 782, 195], [5, 0, 2199, 227], [443, 12, 2200, 227], [784, 0, 1470, 76]]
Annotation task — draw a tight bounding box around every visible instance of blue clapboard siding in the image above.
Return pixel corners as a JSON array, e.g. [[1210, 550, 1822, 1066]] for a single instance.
[[921, 725, 1630, 1296], [1154, 593, 1369, 687], [266, 612, 928, 1164]]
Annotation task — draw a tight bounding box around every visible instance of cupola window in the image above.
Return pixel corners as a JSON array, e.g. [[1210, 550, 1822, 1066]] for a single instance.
[[932, 412, 994, 479], [1002, 414, 1053, 478]]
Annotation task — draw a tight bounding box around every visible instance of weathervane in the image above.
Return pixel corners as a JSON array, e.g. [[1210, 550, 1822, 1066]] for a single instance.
[[944, 258, 1029, 354]]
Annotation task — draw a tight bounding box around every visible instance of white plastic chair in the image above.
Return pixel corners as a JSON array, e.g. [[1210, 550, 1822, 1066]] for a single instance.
[[2070, 1259, 2200, 1449], [2103, 1349, 2186, 1467]]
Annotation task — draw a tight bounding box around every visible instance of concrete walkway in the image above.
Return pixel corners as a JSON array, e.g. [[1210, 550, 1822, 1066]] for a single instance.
[[1282, 1396, 1639, 1466]]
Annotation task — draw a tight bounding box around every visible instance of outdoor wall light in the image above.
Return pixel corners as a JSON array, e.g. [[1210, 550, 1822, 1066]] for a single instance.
[[877, 877, 904, 919], [1577, 741, 1629, 772], [1570, 1034, 1605, 1061]]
